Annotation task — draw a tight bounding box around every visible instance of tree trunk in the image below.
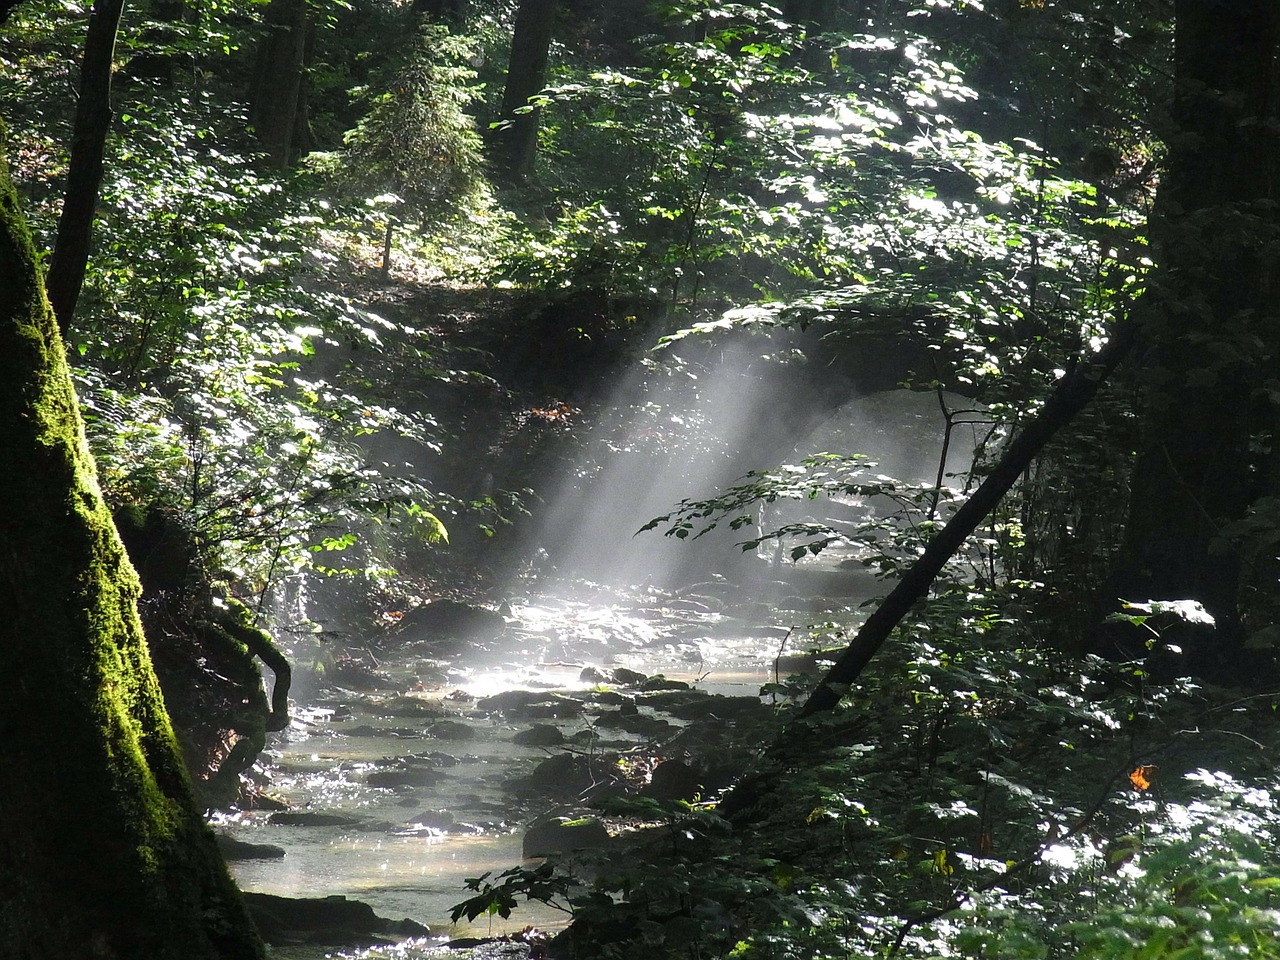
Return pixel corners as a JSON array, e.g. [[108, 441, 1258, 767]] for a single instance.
[[0, 137, 264, 959], [783, 0, 834, 29], [497, 0, 556, 182], [249, 0, 309, 167], [713, 323, 1135, 820], [412, 0, 467, 22], [1107, 0, 1280, 671], [44, 0, 127, 335]]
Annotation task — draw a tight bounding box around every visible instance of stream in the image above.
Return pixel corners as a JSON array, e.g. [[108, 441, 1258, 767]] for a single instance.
[[217, 568, 879, 958]]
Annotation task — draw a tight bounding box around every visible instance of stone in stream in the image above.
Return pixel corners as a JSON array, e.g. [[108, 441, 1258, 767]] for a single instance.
[[476, 689, 583, 718], [365, 766, 449, 789], [522, 816, 611, 858], [426, 718, 476, 740], [404, 809, 457, 831], [215, 834, 287, 860], [638, 674, 691, 692], [517, 752, 614, 798], [513, 724, 565, 747], [242, 891, 429, 947], [610, 667, 648, 687], [393, 599, 508, 643], [268, 812, 362, 828], [594, 710, 673, 737]]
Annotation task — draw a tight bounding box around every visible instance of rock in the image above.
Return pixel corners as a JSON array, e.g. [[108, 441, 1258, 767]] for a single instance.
[[476, 689, 582, 719], [513, 724, 565, 747], [242, 891, 428, 947], [639, 675, 690, 692], [405, 809, 457, 831], [641, 760, 703, 802], [594, 711, 673, 737], [579, 666, 607, 683], [366, 767, 448, 789], [610, 667, 648, 686], [267, 812, 361, 828], [517, 752, 608, 797], [426, 719, 476, 740], [395, 599, 507, 643], [376, 696, 442, 718], [215, 835, 286, 861], [522, 697, 584, 719], [639, 691, 769, 721], [523, 816, 611, 858]]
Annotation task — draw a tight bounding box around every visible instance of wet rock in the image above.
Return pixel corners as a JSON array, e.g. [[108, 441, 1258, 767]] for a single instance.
[[610, 668, 648, 686], [523, 816, 611, 858], [588, 689, 627, 706], [366, 767, 448, 789], [376, 696, 442, 718], [639, 675, 691, 692], [594, 711, 673, 737], [268, 812, 362, 828], [411, 750, 464, 767], [641, 760, 703, 802], [522, 697, 584, 719], [579, 666, 607, 683], [405, 809, 457, 831], [341, 724, 423, 738], [242, 891, 429, 947], [639, 691, 769, 721], [395, 599, 507, 643], [426, 719, 476, 740], [516, 752, 610, 798], [477, 689, 582, 719], [513, 724, 565, 747], [215, 835, 286, 860]]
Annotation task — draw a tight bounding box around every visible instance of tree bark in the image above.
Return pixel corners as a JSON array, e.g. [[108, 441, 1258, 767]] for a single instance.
[[497, 0, 556, 182], [249, 0, 309, 167], [45, 0, 127, 335], [1107, 0, 1280, 668], [0, 134, 264, 959]]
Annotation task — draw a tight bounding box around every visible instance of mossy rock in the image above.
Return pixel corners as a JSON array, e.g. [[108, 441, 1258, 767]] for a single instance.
[[523, 816, 611, 858]]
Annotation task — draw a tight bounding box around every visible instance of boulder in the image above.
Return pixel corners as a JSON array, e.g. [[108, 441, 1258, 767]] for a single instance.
[[267, 812, 361, 828], [523, 817, 611, 858], [512, 724, 565, 747], [242, 892, 429, 946], [426, 719, 476, 740], [215, 835, 286, 861], [395, 599, 507, 642]]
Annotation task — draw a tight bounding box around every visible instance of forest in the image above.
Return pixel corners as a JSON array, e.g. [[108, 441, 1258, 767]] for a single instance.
[[2, 0, 1280, 957]]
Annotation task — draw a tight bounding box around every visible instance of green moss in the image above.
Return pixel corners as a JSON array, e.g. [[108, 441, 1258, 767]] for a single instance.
[[0, 127, 265, 957]]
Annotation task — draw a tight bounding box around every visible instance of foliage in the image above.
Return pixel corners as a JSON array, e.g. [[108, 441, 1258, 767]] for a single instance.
[[330, 24, 489, 227], [4, 81, 450, 599]]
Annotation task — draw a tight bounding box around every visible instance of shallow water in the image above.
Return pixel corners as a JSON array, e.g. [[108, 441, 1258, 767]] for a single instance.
[[225, 580, 872, 956]]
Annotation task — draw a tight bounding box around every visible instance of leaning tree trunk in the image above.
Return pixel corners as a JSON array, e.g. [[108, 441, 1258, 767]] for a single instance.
[[496, 0, 556, 182], [715, 323, 1136, 820], [0, 134, 264, 959], [1107, 0, 1280, 672], [44, 0, 126, 335]]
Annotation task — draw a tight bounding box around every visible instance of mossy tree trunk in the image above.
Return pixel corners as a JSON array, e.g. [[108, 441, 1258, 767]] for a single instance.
[[0, 135, 264, 958]]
